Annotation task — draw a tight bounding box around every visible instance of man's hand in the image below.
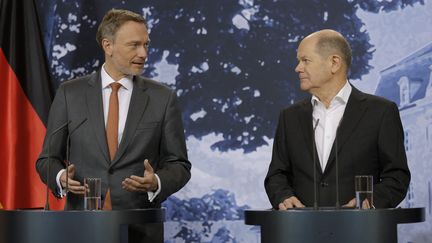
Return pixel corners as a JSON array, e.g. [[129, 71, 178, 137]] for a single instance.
[[60, 164, 86, 194], [122, 159, 158, 192], [343, 198, 372, 209], [278, 196, 305, 210]]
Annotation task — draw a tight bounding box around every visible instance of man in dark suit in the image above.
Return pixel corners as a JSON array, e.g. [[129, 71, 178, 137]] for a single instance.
[[265, 29, 410, 210], [36, 9, 191, 241]]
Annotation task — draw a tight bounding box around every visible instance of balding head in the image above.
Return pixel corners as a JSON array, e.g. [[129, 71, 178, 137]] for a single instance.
[[303, 29, 352, 74]]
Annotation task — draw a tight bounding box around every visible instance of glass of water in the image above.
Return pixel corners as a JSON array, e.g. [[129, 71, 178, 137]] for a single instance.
[[355, 175, 373, 209], [84, 178, 101, 211]]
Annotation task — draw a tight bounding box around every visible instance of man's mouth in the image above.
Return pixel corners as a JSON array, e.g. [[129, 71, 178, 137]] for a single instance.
[[132, 62, 144, 66]]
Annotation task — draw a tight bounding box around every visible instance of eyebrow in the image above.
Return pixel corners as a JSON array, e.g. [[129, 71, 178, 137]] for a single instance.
[[297, 55, 309, 60], [125, 40, 150, 45]]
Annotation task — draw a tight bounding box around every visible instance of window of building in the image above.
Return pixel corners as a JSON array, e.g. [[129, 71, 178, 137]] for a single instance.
[[404, 130, 411, 152], [398, 76, 410, 107]]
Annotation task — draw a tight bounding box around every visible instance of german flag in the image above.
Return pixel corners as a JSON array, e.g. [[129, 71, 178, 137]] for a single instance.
[[0, 0, 64, 210]]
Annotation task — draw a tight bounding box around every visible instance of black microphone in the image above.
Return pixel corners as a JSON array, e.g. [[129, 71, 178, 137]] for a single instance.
[[312, 118, 320, 209], [334, 118, 344, 209], [45, 120, 71, 211], [311, 100, 320, 210], [65, 118, 87, 210]]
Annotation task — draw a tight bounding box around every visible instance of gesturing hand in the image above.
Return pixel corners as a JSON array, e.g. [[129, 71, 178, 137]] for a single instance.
[[60, 164, 86, 194], [122, 159, 158, 192]]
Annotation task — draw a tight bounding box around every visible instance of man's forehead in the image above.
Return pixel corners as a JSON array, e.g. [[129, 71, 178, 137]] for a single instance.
[[296, 47, 314, 58]]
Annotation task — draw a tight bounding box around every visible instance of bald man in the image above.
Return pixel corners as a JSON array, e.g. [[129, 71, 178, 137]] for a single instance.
[[265, 29, 410, 210]]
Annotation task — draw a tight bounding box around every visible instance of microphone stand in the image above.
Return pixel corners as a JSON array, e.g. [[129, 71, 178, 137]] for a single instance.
[[44, 121, 70, 211], [65, 137, 70, 210], [311, 99, 320, 210], [65, 118, 87, 210], [335, 129, 340, 208], [312, 118, 320, 210], [334, 118, 344, 209]]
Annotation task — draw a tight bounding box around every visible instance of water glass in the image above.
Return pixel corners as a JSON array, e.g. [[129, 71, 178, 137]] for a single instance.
[[355, 175, 373, 209], [84, 177, 101, 210]]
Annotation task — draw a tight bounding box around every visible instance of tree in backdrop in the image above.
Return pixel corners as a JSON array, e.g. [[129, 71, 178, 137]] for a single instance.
[[38, 0, 424, 153]]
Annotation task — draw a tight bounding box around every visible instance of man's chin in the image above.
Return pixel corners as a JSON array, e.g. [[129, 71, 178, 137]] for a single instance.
[[299, 84, 310, 92], [129, 68, 144, 76]]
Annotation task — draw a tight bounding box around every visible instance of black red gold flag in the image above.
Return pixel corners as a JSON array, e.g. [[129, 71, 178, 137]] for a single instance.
[[0, 0, 64, 210]]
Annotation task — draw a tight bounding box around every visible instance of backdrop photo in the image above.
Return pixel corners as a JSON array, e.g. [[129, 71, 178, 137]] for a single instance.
[[6, 0, 430, 242]]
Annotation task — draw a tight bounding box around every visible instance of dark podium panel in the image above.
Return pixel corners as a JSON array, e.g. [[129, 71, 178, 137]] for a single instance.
[[245, 208, 425, 243], [0, 209, 164, 243]]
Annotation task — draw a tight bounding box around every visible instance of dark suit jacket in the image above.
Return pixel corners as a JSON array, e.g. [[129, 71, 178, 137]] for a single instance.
[[265, 86, 410, 209], [36, 71, 191, 210]]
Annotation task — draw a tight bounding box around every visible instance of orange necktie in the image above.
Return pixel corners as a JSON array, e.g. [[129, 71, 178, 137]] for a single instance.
[[103, 82, 122, 210]]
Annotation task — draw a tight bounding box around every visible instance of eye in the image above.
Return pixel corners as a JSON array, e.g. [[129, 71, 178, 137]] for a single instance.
[[128, 42, 138, 49]]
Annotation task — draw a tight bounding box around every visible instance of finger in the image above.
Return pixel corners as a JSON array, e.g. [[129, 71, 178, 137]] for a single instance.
[[60, 170, 68, 184], [362, 199, 370, 209], [144, 159, 154, 175], [291, 197, 305, 208], [278, 203, 287, 210], [68, 185, 86, 194], [122, 182, 135, 192], [61, 178, 82, 191], [61, 172, 80, 187], [67, 164, 76, 178], [65, 178, 82, 187], [122, 179, 142, 192], [343, 198, 356, 207], [124, 177, 145, 189], [122, 178, 140, 191], [124, 177, 153, 191], [130, 175, 153, 184], [282, 199, 293, 209]]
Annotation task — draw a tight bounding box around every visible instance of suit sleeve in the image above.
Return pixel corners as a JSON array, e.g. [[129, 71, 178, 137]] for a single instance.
[[374, 102, 410, 208], [264, 111, 295, 209], [153, 90, 191, 203], [35, 84, 68, 198]]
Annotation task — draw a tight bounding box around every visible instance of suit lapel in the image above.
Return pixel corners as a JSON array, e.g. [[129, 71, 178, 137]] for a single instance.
[[111, 76, 149, 166], [324, 86, 367, 173], [86, 72, 110, 163]]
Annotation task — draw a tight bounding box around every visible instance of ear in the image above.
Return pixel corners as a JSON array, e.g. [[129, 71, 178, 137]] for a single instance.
[[102, 38, 113, 57], [330, 55, 342, 74]]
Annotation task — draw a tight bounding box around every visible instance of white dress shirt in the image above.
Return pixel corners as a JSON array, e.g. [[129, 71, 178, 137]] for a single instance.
[[100, 65, 133, 144], [312, 81, 352, 172], [57, 64, 161, 202]]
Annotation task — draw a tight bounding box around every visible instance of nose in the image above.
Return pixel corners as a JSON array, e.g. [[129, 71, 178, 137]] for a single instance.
[[137, 45, 148, 58], [295, 62, 302, 73]]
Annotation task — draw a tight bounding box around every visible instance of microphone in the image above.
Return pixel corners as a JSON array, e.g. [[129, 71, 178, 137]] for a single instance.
[[312, 117, 320, 209], [45, 120, 71, 211], [334, 118, 344, 209], [311, 100, 319, 210], [65, 118, 88, 210]]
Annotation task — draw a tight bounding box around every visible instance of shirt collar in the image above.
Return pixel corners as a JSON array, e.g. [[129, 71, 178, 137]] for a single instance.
[[101, 64, 134, 90], [311, 81, 352, 106]]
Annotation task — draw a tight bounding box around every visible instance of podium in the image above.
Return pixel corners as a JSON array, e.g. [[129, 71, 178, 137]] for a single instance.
[[245, 208, 425, 243], [0, 209, 164, 243]]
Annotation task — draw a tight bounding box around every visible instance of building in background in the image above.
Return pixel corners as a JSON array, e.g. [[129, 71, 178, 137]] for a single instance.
[[376, 42, 432, 242]]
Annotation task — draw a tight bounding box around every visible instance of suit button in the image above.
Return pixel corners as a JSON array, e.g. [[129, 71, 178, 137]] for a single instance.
[[108, 168, 113, 174], [320, 182, 329, 187]]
